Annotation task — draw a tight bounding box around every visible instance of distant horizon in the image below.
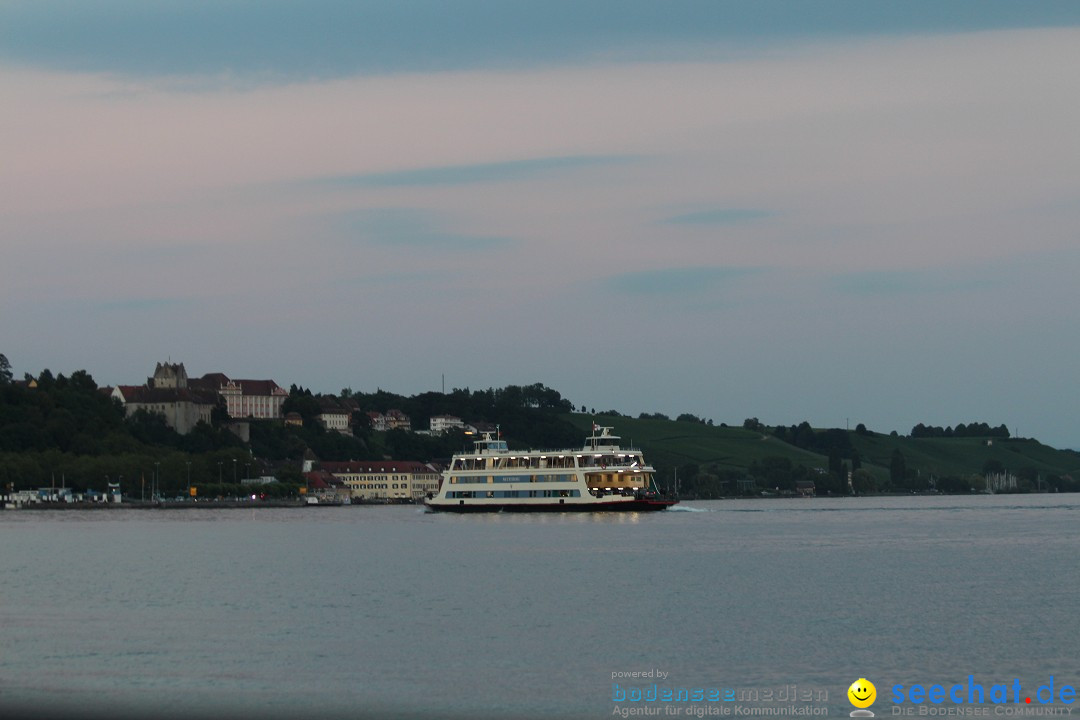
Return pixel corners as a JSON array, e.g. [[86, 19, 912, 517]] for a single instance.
[[3, 3, 1079, 451]]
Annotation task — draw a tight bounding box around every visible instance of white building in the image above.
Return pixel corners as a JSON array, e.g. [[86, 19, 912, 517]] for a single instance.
[[317, 401, 352, 435], [429, 415, 465, 435], [320, 461, 441, 502], [193, 373, 288, 420]]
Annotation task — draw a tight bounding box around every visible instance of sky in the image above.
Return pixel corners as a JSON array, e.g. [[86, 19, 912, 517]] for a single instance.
[[2, 1, 1079, 448]]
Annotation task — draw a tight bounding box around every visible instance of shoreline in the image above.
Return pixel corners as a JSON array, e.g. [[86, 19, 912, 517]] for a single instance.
[[5, 499, 420, 510], [4, 491, 1050, 511]]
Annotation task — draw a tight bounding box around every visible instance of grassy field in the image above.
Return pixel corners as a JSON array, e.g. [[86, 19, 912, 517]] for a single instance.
[[563, 413, 1080, 481]]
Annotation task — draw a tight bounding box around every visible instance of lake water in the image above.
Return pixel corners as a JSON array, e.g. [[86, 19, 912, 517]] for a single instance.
[[1, 495, 1078, 720]]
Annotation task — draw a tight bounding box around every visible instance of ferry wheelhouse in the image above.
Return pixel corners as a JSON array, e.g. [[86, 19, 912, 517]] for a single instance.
[[424, 425, 677, 512]]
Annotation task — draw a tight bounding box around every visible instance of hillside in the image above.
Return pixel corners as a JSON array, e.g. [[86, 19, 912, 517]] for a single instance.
[[564, 413, 1080, 495], [4, 362, 1079, 498], [849, 433, 1080, 482], [564, 413, 828, 473]]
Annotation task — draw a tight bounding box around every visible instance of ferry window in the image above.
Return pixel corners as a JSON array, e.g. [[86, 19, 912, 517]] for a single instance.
[[486, 491, 494, 498]]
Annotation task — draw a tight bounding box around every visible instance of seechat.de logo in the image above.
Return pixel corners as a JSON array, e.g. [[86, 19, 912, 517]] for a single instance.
[[849, 678, 877, 717]]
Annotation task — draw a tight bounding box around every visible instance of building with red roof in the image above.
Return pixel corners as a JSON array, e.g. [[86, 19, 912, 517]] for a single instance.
[[111, 362, 216, 434], [190, 373, 288, 420]]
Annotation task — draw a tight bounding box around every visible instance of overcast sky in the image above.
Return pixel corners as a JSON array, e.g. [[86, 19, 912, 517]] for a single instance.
[[3, 1, 1079, 448]]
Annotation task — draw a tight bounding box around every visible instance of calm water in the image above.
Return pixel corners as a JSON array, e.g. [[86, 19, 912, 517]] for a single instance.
[[1, 495, 1078, 720]]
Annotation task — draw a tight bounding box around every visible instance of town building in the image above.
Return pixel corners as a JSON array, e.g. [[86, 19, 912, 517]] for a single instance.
[[429, 415, 465, 435], [319, 460, 440, 502], [317, 399, 352, 435], [366, 409, 412, 432], [113, 362, 290, 433], [111, 362, 217, 435], [302, 470, 350, 503], [191, 373, 288, 420]]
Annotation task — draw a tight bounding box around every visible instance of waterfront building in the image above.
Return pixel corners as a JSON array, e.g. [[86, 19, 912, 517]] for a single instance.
[[320, 460, 440, 502]]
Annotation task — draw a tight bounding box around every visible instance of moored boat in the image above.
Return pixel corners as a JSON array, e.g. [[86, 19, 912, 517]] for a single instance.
[[424, 425, 677, 512]]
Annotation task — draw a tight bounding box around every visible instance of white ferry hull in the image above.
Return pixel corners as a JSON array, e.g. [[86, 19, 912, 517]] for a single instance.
[[424, 497, 677, 513]]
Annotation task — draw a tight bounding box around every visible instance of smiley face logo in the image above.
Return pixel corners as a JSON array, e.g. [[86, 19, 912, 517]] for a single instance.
[[848, 678, 876, 709]]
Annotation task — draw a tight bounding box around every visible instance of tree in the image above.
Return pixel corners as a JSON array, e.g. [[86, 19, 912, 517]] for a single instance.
[[889, 449, 907, 487], [210, 396, 231, 427], [677, 463, 700, 491], [0, 353, 12, 385], [282, 387, 321, 423], [827, 447, 843, 477], [851, 469, 877, 494], [749, 456, 801, 491], [794, 421, 816, 449], [639, 412, 670, 421]]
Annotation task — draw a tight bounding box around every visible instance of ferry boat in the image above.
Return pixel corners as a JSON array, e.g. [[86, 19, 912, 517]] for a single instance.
[[425, 425, 677, 512]]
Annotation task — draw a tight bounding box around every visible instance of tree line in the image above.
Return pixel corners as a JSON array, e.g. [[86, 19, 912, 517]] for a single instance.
[[910, 422, 1010, 439], [0, 364, 266, 498], [0, 358, 584, 496]]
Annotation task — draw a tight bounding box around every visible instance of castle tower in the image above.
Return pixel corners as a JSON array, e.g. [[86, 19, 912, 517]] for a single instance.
[[150, 362, 188, 389]]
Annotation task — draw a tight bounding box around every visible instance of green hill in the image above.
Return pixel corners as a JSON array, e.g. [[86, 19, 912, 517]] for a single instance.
[[850, 433, 1080, 482], [563, 413, 1080, 496], [564, 413, 827, 472]]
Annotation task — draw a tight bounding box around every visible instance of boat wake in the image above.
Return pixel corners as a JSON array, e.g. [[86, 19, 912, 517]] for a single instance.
[[668, 505, 709, 512]]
